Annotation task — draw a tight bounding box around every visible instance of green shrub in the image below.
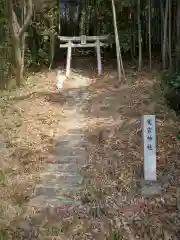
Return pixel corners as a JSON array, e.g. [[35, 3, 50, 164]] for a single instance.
[[162, 70, 180, 89], [162, 70, 180, 114]]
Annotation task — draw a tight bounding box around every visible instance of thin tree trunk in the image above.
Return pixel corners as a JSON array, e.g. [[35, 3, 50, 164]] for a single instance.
[[49, 17, 55, 70], [148, 0, 152, 70], [162, 0, 169, 69], [176, 0, 180, 69], [137, 0, 142, 71], [58, 0, 61, 34], [76, 3, 82, 35], [131, 9, 136, 59], [133, 11, 136, 56], [86, 5, 91, 35], [171, 3, 176, 53], [80, 5, 86, 35], [160, 0, 164, 58], [111, 0, 125, 81], [168, 0, 172, 71], [145, 11, 148, 51], [21, 0, 26, 72], [160, 0, 169, 65], [130, 10, 134, 59], [14, 38, 24, 86]]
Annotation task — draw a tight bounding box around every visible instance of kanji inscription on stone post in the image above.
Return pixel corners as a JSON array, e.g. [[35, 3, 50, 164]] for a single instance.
[[143, 115, 156, 181]]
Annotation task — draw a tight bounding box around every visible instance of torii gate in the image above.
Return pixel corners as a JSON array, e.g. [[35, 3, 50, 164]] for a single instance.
[[58, 35, 109, 77], [58, 0, 123, 80]]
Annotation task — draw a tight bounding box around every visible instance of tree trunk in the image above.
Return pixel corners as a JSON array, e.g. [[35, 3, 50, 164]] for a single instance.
[[162, 0, 169, 69], [137, 0, 142, 71], [168, 0, 172, 71], [160, 0, 164, 58], [111, 0, 125, 81], [7, 0, 33, 86], [130, 10, 135, 59], [21, 1, 26, 76], [133, 10, 136, 57], [171, 3, 176, 56], [148, 0, 152, 70], [176, 0, 180, 69], [145, 10, 148, 51], [80, 1, 86, 35], [76, 3, 82, 35], [48, 8, 56, 71], [14, 38, 23, 86]]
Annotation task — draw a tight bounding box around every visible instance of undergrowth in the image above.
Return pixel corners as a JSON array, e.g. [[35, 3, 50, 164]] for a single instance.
[[161, 70, 180, 114]]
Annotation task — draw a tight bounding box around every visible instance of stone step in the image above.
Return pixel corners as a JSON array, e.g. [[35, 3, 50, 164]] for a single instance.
[[56, 156, 80, 164], [57, 134, 85, 140], [35, 185, 58, 197], [34, 184, 81, 198], [53, 147, 85, 157], [55, 138, 83, 148], [55, 134, 85, 144], [67, 129, 84, 135], [39, 173, 83, 187], [47, 155, 80, 164], [40, 163, 79, 174], [54, 145, 85, 152], [29, 195, 80, 207]]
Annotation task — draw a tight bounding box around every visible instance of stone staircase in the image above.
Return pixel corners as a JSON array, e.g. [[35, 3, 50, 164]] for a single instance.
[[29, 76, 91, 208], [13, 75, 92, 240]]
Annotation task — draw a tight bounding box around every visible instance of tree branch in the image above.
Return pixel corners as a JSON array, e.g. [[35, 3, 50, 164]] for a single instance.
[[7, 0, 20, 40], [12, 9, 20, 35], [19, 0, 33, 38]]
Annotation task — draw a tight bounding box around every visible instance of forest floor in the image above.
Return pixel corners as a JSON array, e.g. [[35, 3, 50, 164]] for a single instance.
[[0, 61, 180, 239]]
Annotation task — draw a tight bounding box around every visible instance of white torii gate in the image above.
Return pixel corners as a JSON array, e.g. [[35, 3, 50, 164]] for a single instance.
[[58, 35, 109, 77], [58, 0, 124, 80]]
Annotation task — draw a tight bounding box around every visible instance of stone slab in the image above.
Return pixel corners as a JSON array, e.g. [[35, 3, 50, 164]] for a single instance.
[[29, 195, 76, 206], [40, 163, 79, 174], [55, 137, 84, 147], [56, 156, 80, 164], [53, 147, 85, 157], [67, 129, 84, 135], [41, 173, 83, 187], [139, 180, 162, 196], [35, 185, 57, 197]]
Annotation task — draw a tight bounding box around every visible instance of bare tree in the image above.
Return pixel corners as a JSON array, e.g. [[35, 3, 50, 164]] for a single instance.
[[7, 0, 33, 86]]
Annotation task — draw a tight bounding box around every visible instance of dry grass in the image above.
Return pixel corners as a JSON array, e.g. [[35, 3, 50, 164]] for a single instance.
[[0, 67, 180, 239]]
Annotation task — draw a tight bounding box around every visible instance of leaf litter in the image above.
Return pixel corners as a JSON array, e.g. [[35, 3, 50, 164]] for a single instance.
[[0, 68, 179, 239]]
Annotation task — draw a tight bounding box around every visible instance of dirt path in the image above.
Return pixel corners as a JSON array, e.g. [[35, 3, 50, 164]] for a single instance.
[[0, 69, 180, 239], [29, 74, 91, 208]]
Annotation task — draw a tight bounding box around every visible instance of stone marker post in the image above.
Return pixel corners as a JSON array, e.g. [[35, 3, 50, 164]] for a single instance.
[[140, 115, 161, 195], [143, 115, 156, 181]]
